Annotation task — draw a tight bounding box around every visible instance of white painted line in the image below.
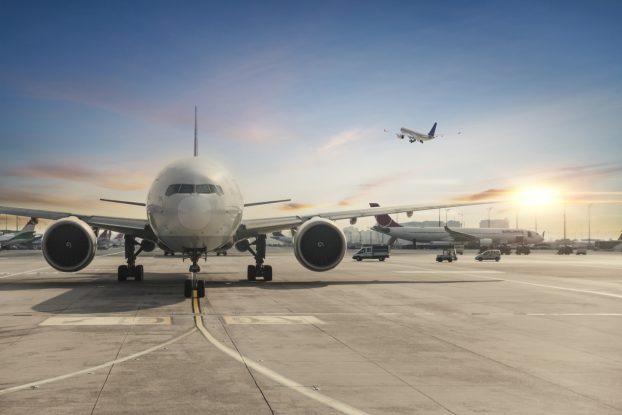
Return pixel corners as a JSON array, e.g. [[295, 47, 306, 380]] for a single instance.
[[40, 316, 171, 326], [527, 313, 622, 316], [503, 279, 622, 299], [193, 298, 369, 415], [0, 266, 50, 279], [0, 328, 196, 396], [395, 270, 504, 274], [223, 315, 325, 325]]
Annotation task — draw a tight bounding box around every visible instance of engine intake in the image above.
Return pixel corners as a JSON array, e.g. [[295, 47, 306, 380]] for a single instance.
[[294, 218, 346, 272], [42, 217, 97, 272]]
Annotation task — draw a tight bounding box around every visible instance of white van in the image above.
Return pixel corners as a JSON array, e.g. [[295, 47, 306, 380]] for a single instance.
[[475, 249, 501, 262]]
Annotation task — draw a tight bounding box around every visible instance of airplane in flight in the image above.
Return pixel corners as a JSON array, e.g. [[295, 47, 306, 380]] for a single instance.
[[386, 122, 440, 144], [370, 203, 543, 247], [0, 218, 38, 250], [0, 110, 483, 298]]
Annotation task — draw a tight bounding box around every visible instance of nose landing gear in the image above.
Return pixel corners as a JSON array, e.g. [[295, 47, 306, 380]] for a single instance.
[[184, 249, 206, 298]]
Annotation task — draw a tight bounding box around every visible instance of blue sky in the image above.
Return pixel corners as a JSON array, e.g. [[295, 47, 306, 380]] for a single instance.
[[1, 1, 621, 239]]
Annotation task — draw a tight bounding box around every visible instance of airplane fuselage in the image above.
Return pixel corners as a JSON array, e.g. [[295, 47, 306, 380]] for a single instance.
[[146, 157, 244, 253], [381, 226, 543, 245]]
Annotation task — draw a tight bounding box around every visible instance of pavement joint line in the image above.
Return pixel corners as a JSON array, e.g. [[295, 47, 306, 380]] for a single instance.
[[0, 328, 196, 396], [191, 293, 371, 415], [502, 279, 622, 299], [0, 251, 122, 280]]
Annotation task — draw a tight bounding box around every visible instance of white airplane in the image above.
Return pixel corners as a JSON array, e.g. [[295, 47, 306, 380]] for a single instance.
[[0, 110, 484, 298], [370, 203, 543, 247], [270, 231, 293, 246], [0, 218, 38, 250], [386, 122, 440, 144]]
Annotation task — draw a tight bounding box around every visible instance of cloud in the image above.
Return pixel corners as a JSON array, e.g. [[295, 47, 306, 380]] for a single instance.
[[318, 129, 364, 154], [2, 163, 151, 191], [276, 202, 319, 211], [452, 188, 513, 202], [0, 186, 96, 210]]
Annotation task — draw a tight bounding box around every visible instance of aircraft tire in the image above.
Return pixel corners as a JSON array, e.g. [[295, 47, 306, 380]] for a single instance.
[[118, 265, 128, 282], [197, 280, 205, 298], [247, 265, 256, 281], [135, 265, 144, 281], [263, 265, 272, 281], [184, 280, 193, 298]]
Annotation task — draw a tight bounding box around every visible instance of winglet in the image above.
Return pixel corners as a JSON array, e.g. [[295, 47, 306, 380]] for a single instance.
[[194, 106, 198, 157], [428, 122, 437, 137]]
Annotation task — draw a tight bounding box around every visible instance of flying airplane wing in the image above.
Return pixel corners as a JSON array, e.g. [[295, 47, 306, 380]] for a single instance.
[[0, 206, 155, 239], [237, 202, 490, 238], [443, 225, 478, 241]]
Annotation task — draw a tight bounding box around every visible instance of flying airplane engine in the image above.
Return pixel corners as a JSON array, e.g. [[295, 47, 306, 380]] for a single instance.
[[42, 217, 97, 272], [293, 218, 346, 272]]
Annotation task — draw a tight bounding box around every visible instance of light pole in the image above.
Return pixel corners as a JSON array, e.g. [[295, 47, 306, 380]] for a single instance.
[[445, 208, 451, 226], [458, 211, 464, 227], [438, 208, 441, 227], [563, 205, 567, 241], [588, 203, 592, 249], [487, 207, 493, 228]]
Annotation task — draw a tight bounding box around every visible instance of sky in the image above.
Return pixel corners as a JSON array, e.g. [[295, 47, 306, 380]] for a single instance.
[[1, 0, 621, 240]]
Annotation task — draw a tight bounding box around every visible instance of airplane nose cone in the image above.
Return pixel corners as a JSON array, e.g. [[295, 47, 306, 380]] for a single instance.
[[177, 195, 214, 230]]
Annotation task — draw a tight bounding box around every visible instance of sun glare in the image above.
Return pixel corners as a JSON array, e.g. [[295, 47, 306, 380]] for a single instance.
[[514, 186, 560, 206]]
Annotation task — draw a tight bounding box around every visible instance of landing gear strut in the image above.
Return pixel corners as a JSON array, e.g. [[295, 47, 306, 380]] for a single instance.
[[243, 235, 272, 282], [118, 235, 144, 282], [184, 249, 206, 298]]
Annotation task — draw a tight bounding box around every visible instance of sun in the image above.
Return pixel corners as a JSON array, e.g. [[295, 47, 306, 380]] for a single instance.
[[513, 186, 560, 206]]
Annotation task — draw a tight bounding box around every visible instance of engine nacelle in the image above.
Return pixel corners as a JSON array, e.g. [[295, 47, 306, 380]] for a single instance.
[[140, 239, 156, 252], [294, 218, 346, 272], [42, 217, 97, 272], [479, 238, 493, 247]]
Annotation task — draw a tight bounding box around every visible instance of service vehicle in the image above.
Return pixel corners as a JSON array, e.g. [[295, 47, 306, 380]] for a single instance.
[[515, 245, 531, 255], [575, 247, 587, 255], [352, 245, 390, 261], [436, 248, 458, 262], [557, 245, 574, 255], [475, 249, 501, 262]]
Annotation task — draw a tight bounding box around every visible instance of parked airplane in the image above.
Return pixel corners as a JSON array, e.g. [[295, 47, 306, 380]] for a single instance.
[[270, 231, 293, 245], [110, 232, 124, 247], [97, 229, 112, 250], [370, 203, 543, 247], [386, 122, 440, 144], [0, 110, 483, 298], [0, 218, 38, 250]]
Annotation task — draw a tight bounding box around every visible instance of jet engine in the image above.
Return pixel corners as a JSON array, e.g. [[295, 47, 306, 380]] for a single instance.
[[42, 217, 97, 272], [294, 218, 346, 272]]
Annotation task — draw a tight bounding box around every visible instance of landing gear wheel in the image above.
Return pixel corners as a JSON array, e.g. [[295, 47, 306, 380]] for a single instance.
[[184, 280, 193, 298], [197, 279, 205, 298], [247, 265, 256, 281], [117, 265, 128, 282], [263, 265, 272, 282], [135, 265, 144, 281]]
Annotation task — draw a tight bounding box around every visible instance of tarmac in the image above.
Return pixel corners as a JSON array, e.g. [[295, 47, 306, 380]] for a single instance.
[[0, 247, 621, 414]]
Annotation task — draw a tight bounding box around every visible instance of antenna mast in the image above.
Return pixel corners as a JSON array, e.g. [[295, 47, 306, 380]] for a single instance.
[[194, 106, 198, 157]]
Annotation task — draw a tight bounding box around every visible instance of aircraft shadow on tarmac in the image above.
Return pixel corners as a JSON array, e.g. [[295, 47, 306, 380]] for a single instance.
[[0, 272, 500, 313]]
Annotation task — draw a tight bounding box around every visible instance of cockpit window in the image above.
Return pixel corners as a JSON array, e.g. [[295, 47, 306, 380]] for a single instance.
[[178, 184, 194, 194], [166, 183, 223, 196], [165, 184, 181, 196]]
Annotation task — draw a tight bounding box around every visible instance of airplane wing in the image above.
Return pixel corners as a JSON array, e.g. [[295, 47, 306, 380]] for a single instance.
[[443, 225, 479, 241], [237, 202, 490, 238], [0, 206, 155, 240]]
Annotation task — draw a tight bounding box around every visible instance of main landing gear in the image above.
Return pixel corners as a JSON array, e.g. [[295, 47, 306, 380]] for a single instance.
[[240, 235, 272, 282], [118, 235, 144, 282], [184, 249, 206, 298]]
